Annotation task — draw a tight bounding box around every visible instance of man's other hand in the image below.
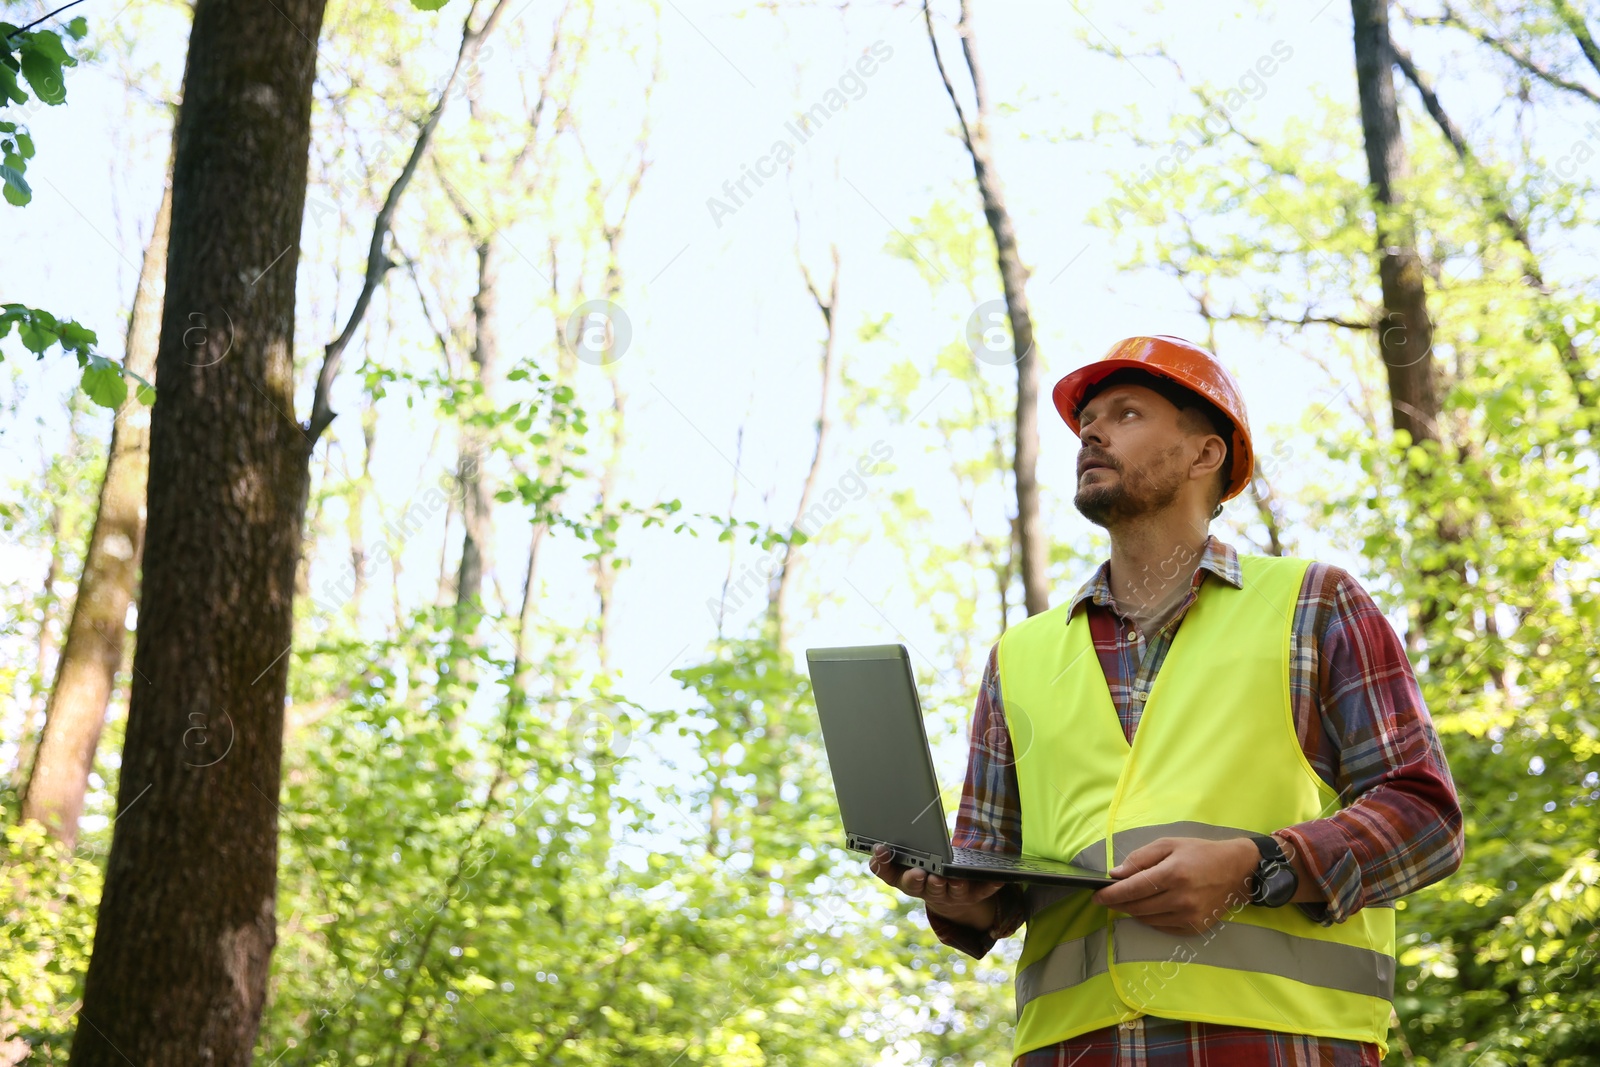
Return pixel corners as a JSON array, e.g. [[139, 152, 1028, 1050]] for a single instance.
[[1090, 836, 1258, 935], [868, 844, 1007, 935]]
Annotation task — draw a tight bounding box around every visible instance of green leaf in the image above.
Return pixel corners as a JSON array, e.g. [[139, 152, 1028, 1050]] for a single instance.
[[57, 320, 97, 349], [18, 323, 56, 353], [16, 132, 34, 159], [409, 0, 452, 9], [65, 16, 88, 39], [0, 163, 29, 206], [81, 357, 128, 408], [24, 31, 73, 66], [19, 51, 66, 106], [0, 65, 24, 106], [122, 363, 154, 397]]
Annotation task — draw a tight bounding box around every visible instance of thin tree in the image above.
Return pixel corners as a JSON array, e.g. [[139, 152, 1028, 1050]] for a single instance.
[[21, 166, 171, 847], [769, 226, 839, 653], [923, 0, 1049, 616], [583, 77, 656, 670], [444, 0, 577, 636]]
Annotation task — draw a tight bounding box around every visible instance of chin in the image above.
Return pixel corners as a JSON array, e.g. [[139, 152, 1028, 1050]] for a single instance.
[[1074, 488, 1119, 527]]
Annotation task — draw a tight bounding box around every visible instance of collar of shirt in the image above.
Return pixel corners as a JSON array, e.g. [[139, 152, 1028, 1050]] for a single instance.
[[1067, 534, 1244, 622]]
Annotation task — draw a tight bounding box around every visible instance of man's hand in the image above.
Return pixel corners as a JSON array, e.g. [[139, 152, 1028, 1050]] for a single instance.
[[868, 844, 1008, 936], [1090, 836, 1258, 935]]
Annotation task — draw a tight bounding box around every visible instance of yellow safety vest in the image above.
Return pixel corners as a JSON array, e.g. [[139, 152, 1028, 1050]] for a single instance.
[[997, 553, 1395, 1059]]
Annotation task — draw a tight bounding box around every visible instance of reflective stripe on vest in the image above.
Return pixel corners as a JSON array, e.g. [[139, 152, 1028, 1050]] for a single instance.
[[998, 554, 1397, 1059], [1016, 916, 1397, 1007]]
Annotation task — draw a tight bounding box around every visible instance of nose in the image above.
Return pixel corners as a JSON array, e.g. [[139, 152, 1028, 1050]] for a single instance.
[[1079, 412, 1108, 448]]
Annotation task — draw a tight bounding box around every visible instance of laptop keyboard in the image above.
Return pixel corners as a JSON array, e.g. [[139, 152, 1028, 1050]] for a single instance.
[[952, 848, 1085, 875]]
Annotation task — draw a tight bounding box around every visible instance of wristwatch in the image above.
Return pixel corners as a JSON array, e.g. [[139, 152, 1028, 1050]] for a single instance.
[[1247, 833, 1298, 907]]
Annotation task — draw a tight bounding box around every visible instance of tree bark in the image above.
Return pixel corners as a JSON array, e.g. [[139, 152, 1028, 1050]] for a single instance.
[[20, 168, 172, 848], [67, 0, 328, 1061], [1352, 0, 1442, 450], [454, 235, 503, 618], [925, 0, 1049, 616], [447, 6, 565, 625]]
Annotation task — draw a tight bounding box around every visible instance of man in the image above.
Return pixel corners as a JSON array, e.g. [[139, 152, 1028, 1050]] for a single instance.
[[868, 335, 1463, 1065]]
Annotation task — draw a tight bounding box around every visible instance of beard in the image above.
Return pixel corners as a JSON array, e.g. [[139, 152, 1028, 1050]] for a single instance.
[[1073, 450, 1184, 527]]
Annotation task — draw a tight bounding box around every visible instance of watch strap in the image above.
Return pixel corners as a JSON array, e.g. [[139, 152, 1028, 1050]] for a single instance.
[[1247, 832, 1296, 907], [1250, 832, 1287, 865]]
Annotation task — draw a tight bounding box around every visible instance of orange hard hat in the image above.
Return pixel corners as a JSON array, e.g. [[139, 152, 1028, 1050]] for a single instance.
[[1051, 335, 1254, 503]]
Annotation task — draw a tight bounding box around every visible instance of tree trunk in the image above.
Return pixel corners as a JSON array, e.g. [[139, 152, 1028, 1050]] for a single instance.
[[20, 169, 172, 847], [925, 0, 1049, 616], [1353, 0, 1470, 651], [344, 406, 378, 617], [1351, 0, 1442, 449], [67, 0, 327, 1060], [591, 375, 624, 671], [454, 235, 503, 620]]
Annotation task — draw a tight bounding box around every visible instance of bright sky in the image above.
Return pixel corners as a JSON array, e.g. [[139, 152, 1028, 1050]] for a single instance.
[[4, 0, 1592, 808]]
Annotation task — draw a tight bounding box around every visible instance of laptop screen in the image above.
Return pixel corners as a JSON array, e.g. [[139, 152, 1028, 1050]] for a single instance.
[[806, 644, 954, 862]]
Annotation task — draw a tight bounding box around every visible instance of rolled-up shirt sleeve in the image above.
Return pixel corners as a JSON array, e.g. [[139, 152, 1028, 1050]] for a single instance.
[[1276, 566, 1465, 926], [925, 644, 1030, 959]]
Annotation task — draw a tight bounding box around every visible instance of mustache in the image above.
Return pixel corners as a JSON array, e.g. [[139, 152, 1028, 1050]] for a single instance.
[[1078, 451, 1118, 472]]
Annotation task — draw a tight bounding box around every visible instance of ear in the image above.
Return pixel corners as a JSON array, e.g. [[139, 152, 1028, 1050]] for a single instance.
[[1190, 432, 1227, 486]]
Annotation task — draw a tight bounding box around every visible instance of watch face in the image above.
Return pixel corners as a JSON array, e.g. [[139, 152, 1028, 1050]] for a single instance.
[[1262, 864, 1297, 907]]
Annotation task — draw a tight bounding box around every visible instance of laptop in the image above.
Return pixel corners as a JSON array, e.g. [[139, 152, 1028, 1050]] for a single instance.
[[805, 643, 1113, 889]]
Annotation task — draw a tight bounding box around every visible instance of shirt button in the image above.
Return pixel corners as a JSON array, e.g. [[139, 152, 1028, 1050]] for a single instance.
[[1131, 690, 1147, 703], [1120, 1018, 1139, 1030], [1127, 628, 1140, 641]]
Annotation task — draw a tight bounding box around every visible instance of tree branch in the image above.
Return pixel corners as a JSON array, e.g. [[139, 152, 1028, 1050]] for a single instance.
[[305, 0, 513, 443], [1389, 39, 1471, 158], [1391, 32, 1594, 407], [1425, 5, 1600, 107], [1215, 308, 1373, 330], [922, 0, 977, 155], [1549, 0, 1600, 85], [395, 242, 455, 373]]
